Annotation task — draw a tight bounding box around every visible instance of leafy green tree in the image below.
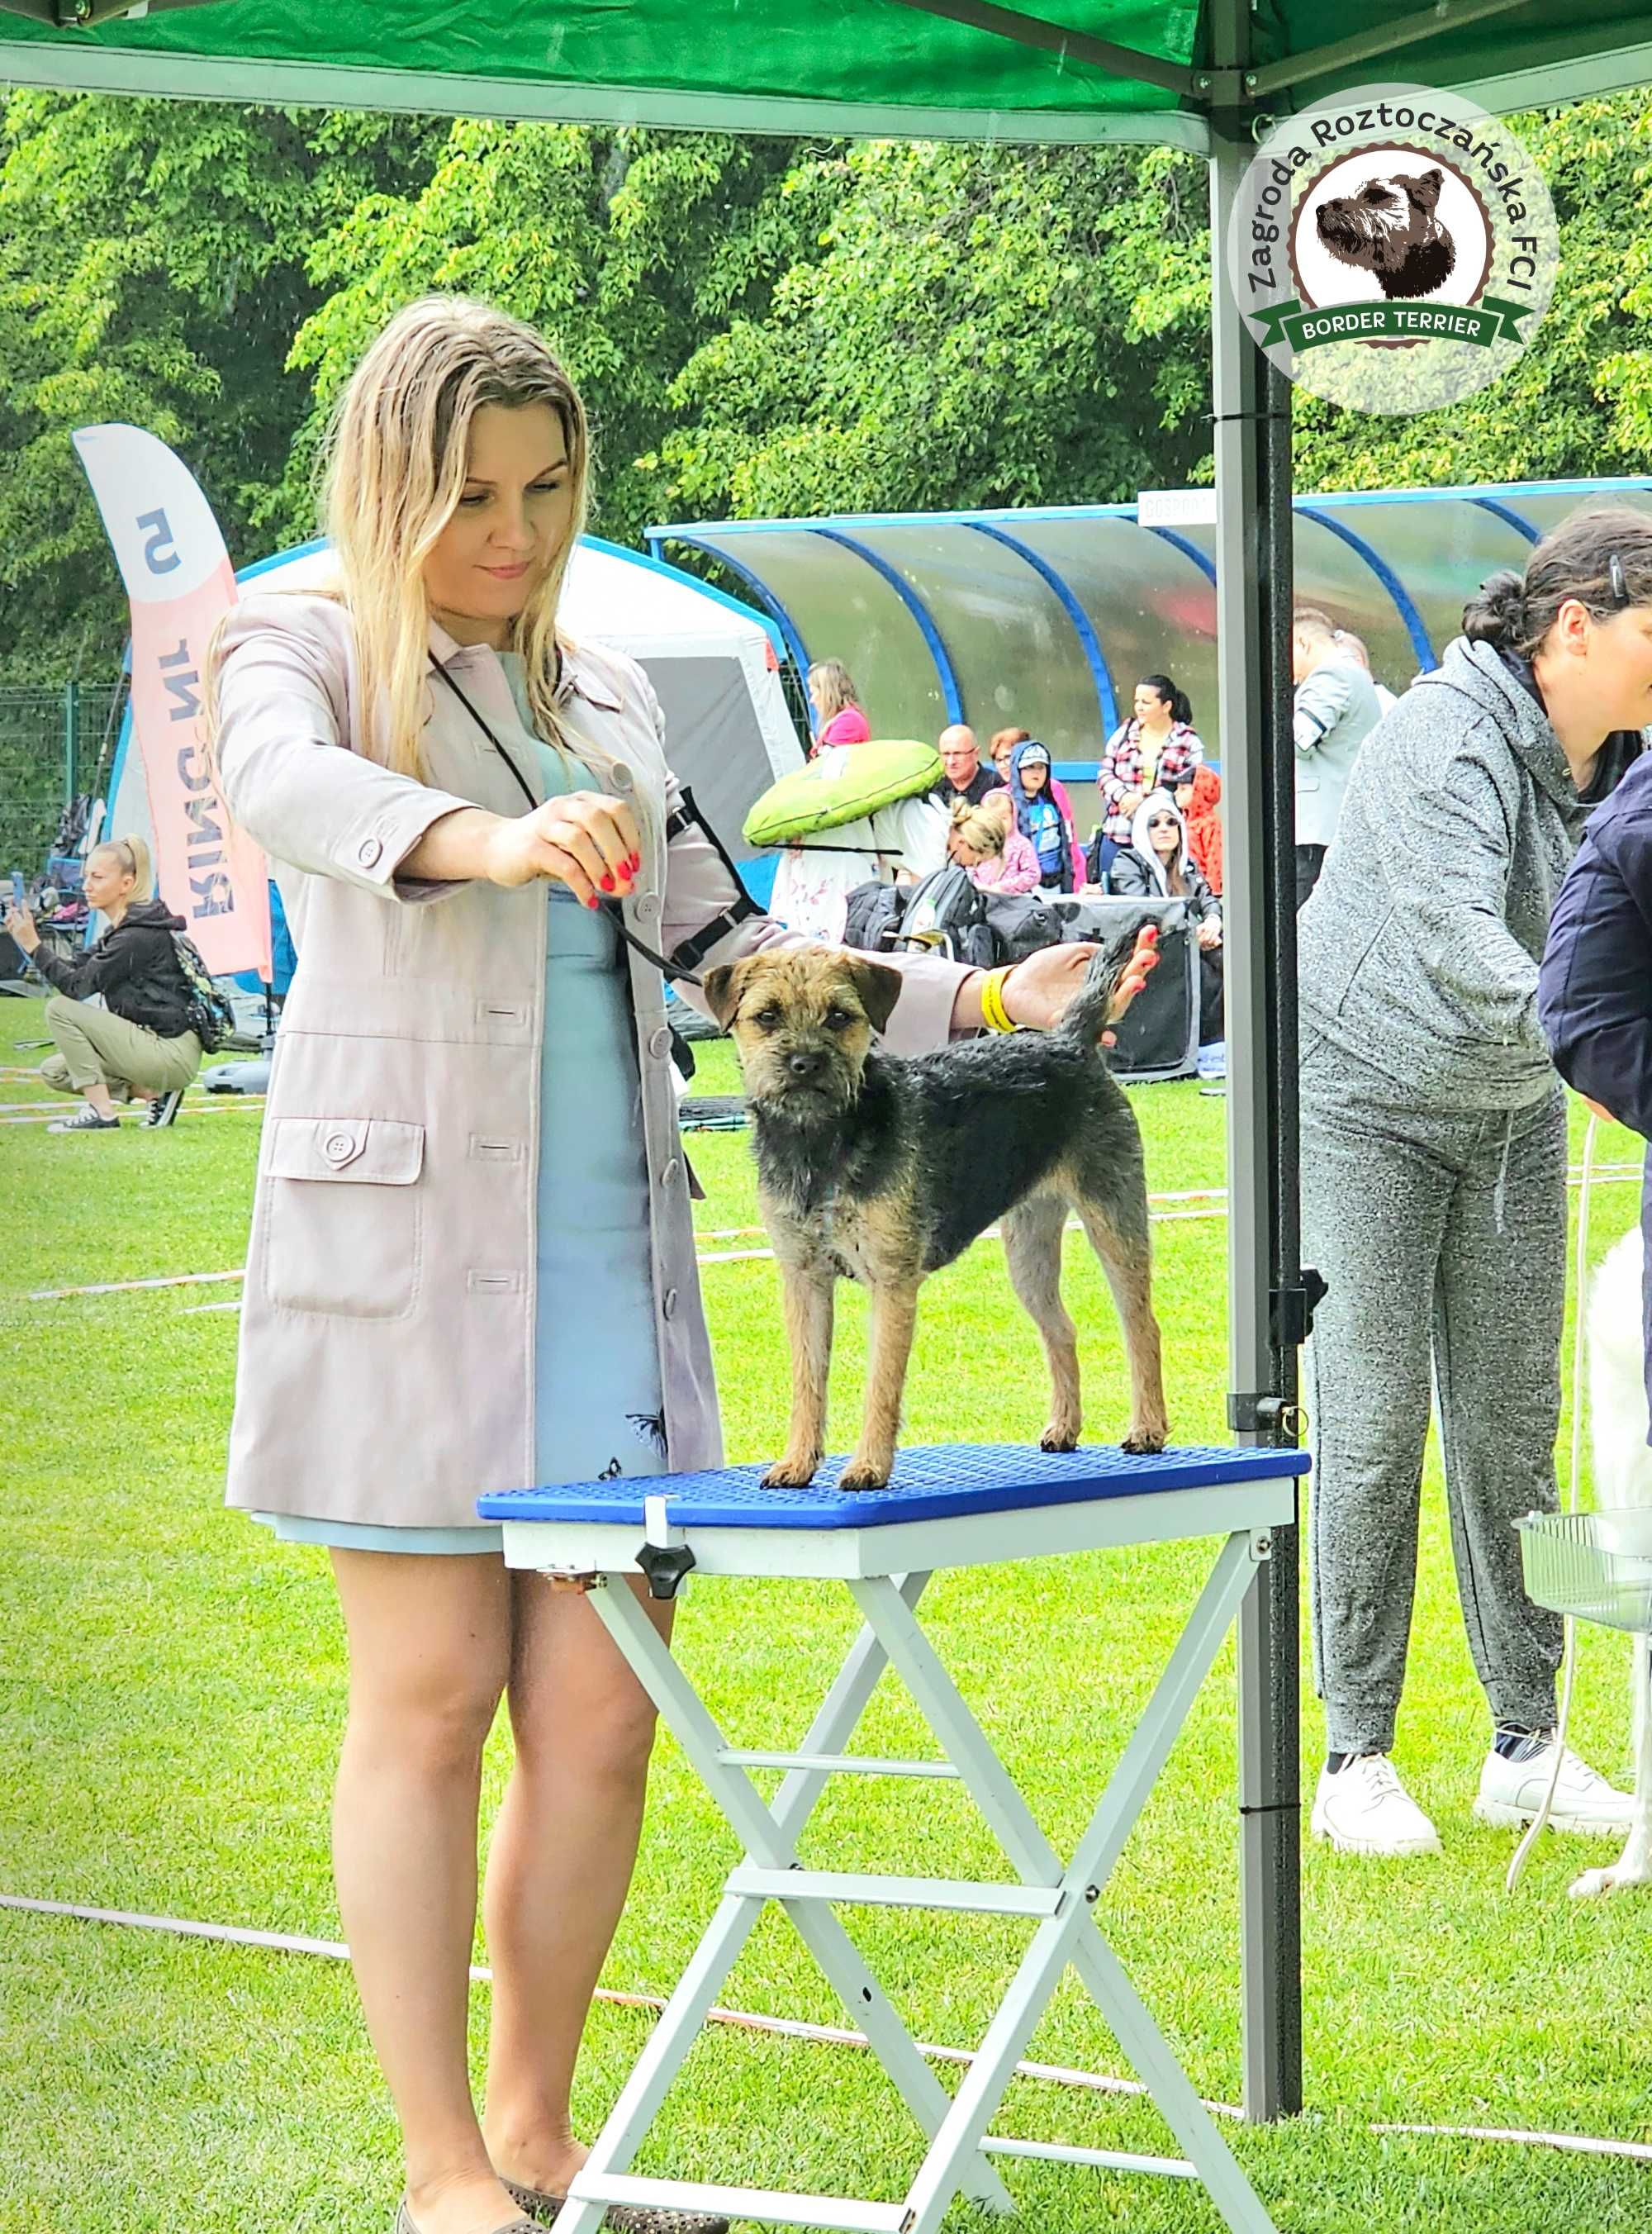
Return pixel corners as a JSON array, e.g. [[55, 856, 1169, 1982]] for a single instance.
[[644, 138, 1212, 520], [0, 92, 440, 682], [277, 123, 800, 548]]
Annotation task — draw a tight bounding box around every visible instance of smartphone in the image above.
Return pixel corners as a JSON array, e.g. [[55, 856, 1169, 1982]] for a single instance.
[[7, 872, 21, 911]]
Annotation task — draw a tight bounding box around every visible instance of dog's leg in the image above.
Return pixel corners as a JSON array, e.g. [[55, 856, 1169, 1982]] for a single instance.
[[1572, 1633, 1652, 1899], [840, 1281, 921, 1491], [1074, 1196, 1170, 1454], [763, 1264, 835, 1489], [1002, 1191, 1082, 1452]]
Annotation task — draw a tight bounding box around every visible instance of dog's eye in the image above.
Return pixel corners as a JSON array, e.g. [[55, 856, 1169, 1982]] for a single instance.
[[754, 1006, 782, 1029], [824, 1007, 854, 1030]]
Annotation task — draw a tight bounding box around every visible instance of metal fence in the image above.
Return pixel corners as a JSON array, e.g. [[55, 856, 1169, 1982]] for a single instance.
[[0, 682, 128, 874]]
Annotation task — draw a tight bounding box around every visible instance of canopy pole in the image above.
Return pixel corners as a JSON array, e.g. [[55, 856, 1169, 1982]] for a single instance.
[[1208, 38, 1304, 2125]]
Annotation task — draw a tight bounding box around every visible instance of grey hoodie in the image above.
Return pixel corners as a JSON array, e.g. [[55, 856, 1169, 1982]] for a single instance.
[[1298, 635, 1639, 1115]]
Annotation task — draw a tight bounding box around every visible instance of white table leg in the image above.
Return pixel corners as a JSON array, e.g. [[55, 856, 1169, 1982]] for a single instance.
[[562, 1571, 1012, 2226], [851, 1533, 1278, 2234]]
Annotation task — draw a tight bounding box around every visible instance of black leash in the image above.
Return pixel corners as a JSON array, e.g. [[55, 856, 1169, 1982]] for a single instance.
[[427, 653, 703, 986]]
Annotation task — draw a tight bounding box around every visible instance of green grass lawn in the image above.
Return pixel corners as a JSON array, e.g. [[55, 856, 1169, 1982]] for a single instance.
[[3, 996, 1651, 2233]]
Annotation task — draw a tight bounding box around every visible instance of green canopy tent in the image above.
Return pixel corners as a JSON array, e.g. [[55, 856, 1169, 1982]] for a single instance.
[[6, 0, 1648, 2130]]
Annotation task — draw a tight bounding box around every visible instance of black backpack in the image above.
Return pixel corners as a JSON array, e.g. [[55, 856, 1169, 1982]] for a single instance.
[[982, 891, 1066, 963], [895, 864, 996, 968], [843, 878, 906, 953], [170, 931, 238, 1053]]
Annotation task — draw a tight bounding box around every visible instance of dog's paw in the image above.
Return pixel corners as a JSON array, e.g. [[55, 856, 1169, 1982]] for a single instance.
[[762, 1456, 820, 1490], [837, 1458, 892, 1493], [1570, 1861, 1652, 1899], [1120, 1428, 1169, 1456], [1040, 1425, 1080, 1453]]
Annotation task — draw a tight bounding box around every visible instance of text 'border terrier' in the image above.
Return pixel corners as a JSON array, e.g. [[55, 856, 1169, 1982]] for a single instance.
[[705, 939, 1170, 1490]]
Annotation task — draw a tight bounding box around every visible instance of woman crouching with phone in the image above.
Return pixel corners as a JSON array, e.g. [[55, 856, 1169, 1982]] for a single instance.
[[6, 834, 200, 1132]]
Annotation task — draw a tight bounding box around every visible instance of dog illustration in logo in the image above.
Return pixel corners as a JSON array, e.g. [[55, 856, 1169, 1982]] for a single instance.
[[1314, 166, 1455, 300]]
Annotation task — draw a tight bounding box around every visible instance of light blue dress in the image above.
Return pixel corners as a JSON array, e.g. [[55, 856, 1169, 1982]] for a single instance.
[[253, 654, 666, 1554]]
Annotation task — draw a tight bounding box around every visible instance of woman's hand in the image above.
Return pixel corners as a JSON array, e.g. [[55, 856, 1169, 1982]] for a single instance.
[[3, 903, 38, 953], [1119, 788, 1143, 819], [482, 791, 642, 908], [1002, 925, 1160, 1040], [1198, 919, 1222, 951]]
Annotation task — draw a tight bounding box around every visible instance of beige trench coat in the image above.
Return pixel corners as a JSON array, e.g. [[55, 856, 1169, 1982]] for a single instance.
[[214, 592, 969, 1528]]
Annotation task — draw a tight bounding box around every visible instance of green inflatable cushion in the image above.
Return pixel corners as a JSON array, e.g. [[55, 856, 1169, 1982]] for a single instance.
[[743, 739, 943, 846]]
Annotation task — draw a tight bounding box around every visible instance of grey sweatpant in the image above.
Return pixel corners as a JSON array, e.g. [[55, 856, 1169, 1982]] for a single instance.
[[1301, 1044, 1564, 1758]]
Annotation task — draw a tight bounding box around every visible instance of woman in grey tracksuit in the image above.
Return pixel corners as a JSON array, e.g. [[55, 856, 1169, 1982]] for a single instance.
[[1298, 506, 1652, 1857]]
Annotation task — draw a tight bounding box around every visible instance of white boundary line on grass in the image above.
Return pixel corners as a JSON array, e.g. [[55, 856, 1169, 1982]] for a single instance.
[[7, 1892, 1652, 2166], [0, 1891, 1217, 2117], [17, 1169, 1646, 1307]]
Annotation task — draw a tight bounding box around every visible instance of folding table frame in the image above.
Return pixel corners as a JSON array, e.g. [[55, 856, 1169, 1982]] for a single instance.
[[487, 1444, 1307, 2234]]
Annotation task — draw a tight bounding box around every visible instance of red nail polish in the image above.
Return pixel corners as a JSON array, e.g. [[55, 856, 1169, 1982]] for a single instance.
[[586, 896, 600, 910], [601, 873, 615, 892]]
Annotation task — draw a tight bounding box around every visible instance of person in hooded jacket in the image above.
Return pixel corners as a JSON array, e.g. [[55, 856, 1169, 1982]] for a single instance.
[[1298, 508, 1652, 1863], [1107, 790, 1223, 1045], [1007, 739, 1076, 891], [4, 834, 201, 1134]]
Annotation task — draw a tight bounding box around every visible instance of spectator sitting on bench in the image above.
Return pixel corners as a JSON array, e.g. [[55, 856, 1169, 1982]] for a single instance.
[[3, 834, 202, 1134], [1108, 790, 1224, 1046], [947, 796, 1040, 895], [1008, 740, 1077, 893]]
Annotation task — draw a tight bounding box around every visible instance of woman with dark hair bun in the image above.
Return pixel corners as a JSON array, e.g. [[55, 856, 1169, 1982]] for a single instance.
[[1098, 674, 1203, 848], [1299, 504, 1652, 1865]]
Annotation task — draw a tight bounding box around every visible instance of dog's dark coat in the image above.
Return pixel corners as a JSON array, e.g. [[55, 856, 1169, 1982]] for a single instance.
[[707, 941, 1169, 1490]]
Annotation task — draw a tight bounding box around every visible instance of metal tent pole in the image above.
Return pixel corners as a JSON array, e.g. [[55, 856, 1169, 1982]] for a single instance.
[[1207, 38, 1304, 2124]]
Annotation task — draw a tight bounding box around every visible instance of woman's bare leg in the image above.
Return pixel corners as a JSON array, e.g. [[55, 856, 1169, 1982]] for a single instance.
[[480, 1573, 673, 2193], [330, 1547, 523, 2234]]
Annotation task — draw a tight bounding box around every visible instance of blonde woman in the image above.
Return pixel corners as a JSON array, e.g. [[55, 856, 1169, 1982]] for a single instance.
[[4, 834, 201, 1132], [206, 297, 1139, 2234], [947, 797, 1039, 895], [805, 657, 869, 752]]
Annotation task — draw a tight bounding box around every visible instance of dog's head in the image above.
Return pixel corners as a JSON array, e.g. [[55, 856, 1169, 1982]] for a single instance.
[[1315, 168, 1449, 276], [703, 949, 902, 1123]]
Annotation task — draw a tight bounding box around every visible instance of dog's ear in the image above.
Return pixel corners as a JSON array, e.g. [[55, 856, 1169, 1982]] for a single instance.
[[1403, 167, 1444, 215], [702, 956, 755, 1029], [843, 958, 904, 1038]]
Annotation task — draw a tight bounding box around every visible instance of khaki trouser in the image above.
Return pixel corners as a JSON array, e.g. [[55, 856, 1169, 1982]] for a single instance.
[[40, 994, 202, 1099]]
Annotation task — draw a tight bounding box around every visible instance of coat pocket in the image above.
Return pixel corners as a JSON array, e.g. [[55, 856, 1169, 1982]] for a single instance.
[[261, 1116, 425, 1319]]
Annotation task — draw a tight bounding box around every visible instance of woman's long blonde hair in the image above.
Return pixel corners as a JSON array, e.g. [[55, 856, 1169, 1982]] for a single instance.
[[807, 660, 860, 722], [214, 297, 591, 778]]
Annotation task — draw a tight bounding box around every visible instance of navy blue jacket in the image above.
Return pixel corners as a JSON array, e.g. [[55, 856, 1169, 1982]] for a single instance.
[[1540, 751, 1652, 1428]]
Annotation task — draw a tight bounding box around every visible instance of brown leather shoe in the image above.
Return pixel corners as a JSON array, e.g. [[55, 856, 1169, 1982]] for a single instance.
[[394, 2205, 541, 2234], [502, 2178, 729, 2234]]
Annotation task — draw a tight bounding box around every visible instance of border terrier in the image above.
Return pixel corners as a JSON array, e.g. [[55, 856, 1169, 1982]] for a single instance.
[[1314, 167, 1455, 301], [704, 940, 1169, 1490]]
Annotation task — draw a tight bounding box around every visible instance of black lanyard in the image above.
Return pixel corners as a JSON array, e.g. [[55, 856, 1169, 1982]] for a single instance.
[[427, 653, 700, 986]]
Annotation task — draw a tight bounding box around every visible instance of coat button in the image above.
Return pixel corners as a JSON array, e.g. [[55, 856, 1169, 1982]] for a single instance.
[[661, 1157, 681, 1189], [356, 837, 383, 868], [648, 1026, 672, 1059], [662, 1286, 679, 1320], [324, 1129, 357, 1162], [610, 763, 634, 792], [637, 895, 661, 924]]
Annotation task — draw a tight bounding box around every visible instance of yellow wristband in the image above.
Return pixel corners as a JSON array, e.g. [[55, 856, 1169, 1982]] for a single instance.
[[980, 967, 1017, 1034]]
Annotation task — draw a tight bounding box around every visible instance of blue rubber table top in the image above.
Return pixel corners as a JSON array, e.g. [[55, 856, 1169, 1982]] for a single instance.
[[478, 1442, 1308, 1532]]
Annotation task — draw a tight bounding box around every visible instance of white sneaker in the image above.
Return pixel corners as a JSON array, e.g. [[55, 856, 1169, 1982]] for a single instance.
[[1474, 1734, 1635, 1837], [1310, 1753, 1442, 1857]]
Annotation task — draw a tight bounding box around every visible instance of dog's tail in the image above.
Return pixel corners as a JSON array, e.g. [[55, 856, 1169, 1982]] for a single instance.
[[1058, 929, 1143, 1051]]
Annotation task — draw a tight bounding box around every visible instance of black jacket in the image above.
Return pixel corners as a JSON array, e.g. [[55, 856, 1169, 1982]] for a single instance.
[[30, 897, 194, 1038], [1107, 846, 1221, 926]]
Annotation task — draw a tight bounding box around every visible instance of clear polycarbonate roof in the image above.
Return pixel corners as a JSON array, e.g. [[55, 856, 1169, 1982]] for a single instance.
[[653, 478, 1652, 769]]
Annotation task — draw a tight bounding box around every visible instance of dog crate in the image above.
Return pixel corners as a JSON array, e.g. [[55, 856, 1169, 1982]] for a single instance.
[[1517, 1509, 1652, 1636]]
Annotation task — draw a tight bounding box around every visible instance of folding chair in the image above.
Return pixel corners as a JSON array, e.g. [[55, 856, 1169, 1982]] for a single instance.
[[483, 1442, 1308, 2234]]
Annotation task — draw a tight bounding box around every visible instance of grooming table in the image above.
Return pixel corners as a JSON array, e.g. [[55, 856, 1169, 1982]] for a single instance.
[[481, 1443, 1308, 2234]]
